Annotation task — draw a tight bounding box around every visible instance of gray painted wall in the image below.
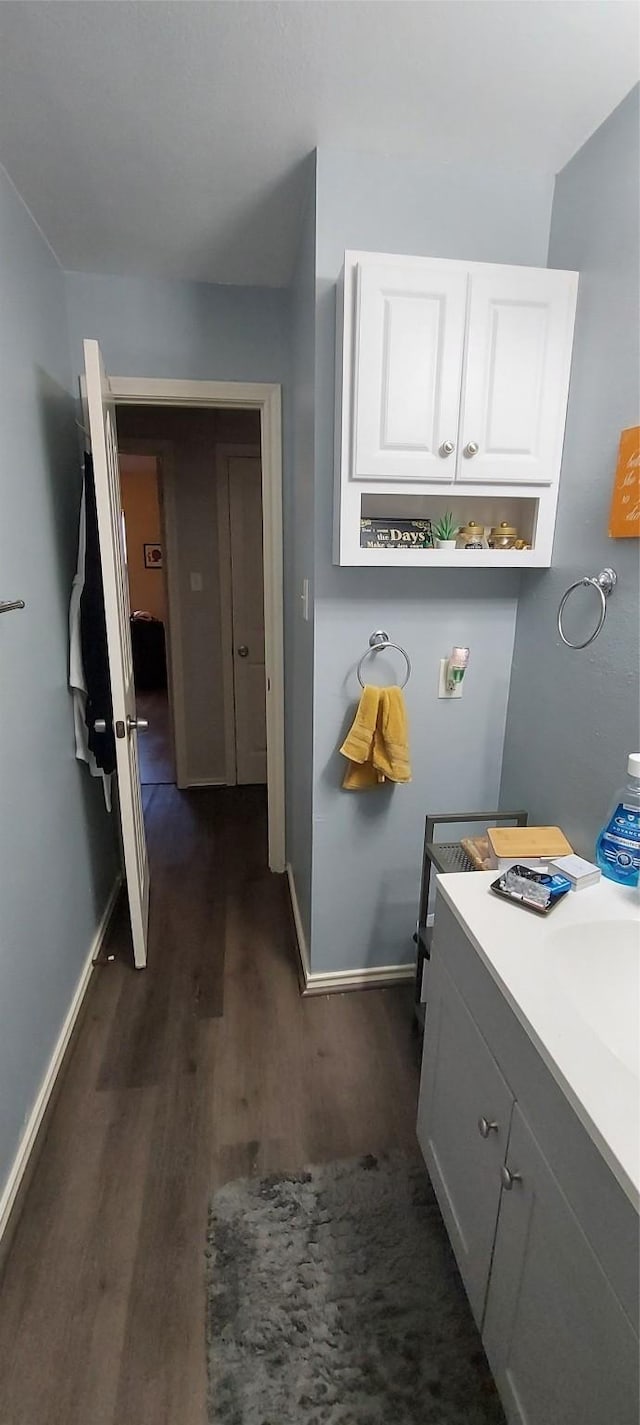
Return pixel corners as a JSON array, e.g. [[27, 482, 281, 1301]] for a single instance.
[[0, 168, 118, 1200], [501, 86, 640, 854], [309, 148, 555, 971], [286, 163, 316, 941], [65, 271, 289, 386]]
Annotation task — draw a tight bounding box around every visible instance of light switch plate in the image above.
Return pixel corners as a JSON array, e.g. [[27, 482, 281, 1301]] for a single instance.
[[190, 571, 203, 592], [438, 657, 462, 699]]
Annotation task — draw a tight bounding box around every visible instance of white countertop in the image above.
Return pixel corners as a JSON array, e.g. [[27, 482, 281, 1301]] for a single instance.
[[437, 870, 640, 1209]]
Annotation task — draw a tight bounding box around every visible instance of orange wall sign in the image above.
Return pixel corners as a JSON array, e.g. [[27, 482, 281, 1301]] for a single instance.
[[608, 425, 640, 538]]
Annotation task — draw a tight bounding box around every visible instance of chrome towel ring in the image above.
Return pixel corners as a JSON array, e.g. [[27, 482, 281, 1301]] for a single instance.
[[557, 568, 617, 650], [357, 630, 411, 688]]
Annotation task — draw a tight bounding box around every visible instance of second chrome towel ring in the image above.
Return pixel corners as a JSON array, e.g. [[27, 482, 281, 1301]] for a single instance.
[[357, 630, 411, 688], [557, 567, 617, 650]]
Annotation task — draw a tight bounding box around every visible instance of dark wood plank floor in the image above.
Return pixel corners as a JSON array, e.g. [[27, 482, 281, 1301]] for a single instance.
[[0, 785, 420, 1425], [135, 690, 175, 785]]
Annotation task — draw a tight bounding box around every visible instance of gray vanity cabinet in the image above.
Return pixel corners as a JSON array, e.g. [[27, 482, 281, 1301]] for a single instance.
[[484, 1104, 640, 1425], [417, 896, 640, 1425], [417, 961, 514, 1326]]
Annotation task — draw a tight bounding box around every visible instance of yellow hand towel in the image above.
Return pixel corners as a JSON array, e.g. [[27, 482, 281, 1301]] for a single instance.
[[340, 684, 383, 789], [375, 686, 412, 783], [340, 684, 411, 789]]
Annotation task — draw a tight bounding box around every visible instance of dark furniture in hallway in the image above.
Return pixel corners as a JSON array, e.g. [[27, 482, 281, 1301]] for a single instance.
[[130, 614, 167, 691]]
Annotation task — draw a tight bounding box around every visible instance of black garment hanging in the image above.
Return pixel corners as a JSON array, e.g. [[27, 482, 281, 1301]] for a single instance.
[[80, 452, 116, 775]]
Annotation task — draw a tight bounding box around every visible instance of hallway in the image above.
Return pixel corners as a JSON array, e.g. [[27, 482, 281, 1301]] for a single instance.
[[0, 785, 420, 1425], [136, 689, 174, 784]]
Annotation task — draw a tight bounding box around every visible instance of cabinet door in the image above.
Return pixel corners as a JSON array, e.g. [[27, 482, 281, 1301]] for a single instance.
[[417, 961, 514, 1326], [353, 260, 467, 481], [483, 1105, 639, 1425], [459, 266, 577, 485]]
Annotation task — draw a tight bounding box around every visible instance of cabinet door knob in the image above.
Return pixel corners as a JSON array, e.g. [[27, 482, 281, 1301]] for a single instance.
[[439, 440, 455, 457], [501, 1164, 523, 1190], [478, 1115, 499, 1138], [237, 645, 249, 658], [464, 441, 479, 457]]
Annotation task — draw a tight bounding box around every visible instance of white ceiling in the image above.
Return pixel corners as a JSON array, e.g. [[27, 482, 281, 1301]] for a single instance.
[[0, 1, 637, 287]]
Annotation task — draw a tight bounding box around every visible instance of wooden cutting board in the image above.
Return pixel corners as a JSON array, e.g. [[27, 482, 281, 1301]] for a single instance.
[[488, 825, 573, 858]]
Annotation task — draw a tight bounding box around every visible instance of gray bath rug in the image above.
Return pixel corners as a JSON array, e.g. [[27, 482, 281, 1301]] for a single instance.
[[206, 1152, 504, 1424]]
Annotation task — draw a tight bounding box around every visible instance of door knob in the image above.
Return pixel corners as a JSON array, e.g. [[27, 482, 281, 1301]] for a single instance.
[[237, 645, 249, 658], [500, 1165, 523, 1190], [464, 441, 479, 457], [439, 440, 455, 457], [93, 716, 148, 735], [478, 1115, 499, 1139], [128, 716, 148, 733]]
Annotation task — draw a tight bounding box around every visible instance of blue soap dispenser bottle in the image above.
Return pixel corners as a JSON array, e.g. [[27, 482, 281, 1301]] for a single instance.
[[595, 753, 640, 886]]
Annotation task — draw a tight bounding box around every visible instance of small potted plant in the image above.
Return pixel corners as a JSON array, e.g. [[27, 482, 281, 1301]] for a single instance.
[[433, 512, 458, 550]]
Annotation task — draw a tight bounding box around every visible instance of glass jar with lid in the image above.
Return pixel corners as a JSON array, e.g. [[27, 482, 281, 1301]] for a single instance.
[[458, 520, 487, 549], [488, 522, 519, 550]]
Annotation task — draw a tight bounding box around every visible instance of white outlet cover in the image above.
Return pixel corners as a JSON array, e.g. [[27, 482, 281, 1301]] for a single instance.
[[438, 658, 463, 698]]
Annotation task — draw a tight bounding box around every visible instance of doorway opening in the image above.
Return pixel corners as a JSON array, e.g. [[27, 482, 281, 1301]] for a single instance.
[[111, 379, 285, 876], [83, 347, 285, 969], [117, 406, 267, 792], [119, 451, 174, 786]]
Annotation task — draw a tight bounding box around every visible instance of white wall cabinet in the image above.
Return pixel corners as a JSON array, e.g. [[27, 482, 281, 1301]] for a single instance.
[[354, 260, 467, 482], [417, 906, 639, 1425], [459, 265, 578, 487], [334, 250, 578, 566]]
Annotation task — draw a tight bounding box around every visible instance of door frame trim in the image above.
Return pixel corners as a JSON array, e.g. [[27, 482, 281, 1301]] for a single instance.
[[109, 378, 285, 874], [215, 442, 262, 788]]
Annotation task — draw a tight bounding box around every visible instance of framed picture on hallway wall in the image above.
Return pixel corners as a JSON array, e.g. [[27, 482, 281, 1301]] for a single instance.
[[144, 543, 163, 569]]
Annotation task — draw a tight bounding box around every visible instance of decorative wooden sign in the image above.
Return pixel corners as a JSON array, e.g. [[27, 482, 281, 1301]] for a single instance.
[[608, 426, 640, 538], [360, 517, 433, 549]]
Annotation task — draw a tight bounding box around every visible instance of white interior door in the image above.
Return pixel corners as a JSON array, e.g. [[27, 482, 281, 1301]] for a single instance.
[[228, 456, 267, 784], [83, 339, 150, 968]]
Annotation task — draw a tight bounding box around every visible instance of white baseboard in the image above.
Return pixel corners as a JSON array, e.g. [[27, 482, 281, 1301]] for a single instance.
[[286, 863, 415, 996], [0, 876, 122, 1250], [286, 862, 311, 985], [183, 777, 227, 788], [304, 963, 415, 995]]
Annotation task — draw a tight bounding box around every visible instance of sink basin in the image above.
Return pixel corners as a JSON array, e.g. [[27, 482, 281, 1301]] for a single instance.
[[549, 920, 640, 1075]]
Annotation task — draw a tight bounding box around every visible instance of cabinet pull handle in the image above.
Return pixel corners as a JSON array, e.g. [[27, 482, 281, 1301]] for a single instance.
[[478, 1115, 499, 1138], [464, 441, 479, 457], [501, 1165, 523, 1190], [439, 440, 455, 457]]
